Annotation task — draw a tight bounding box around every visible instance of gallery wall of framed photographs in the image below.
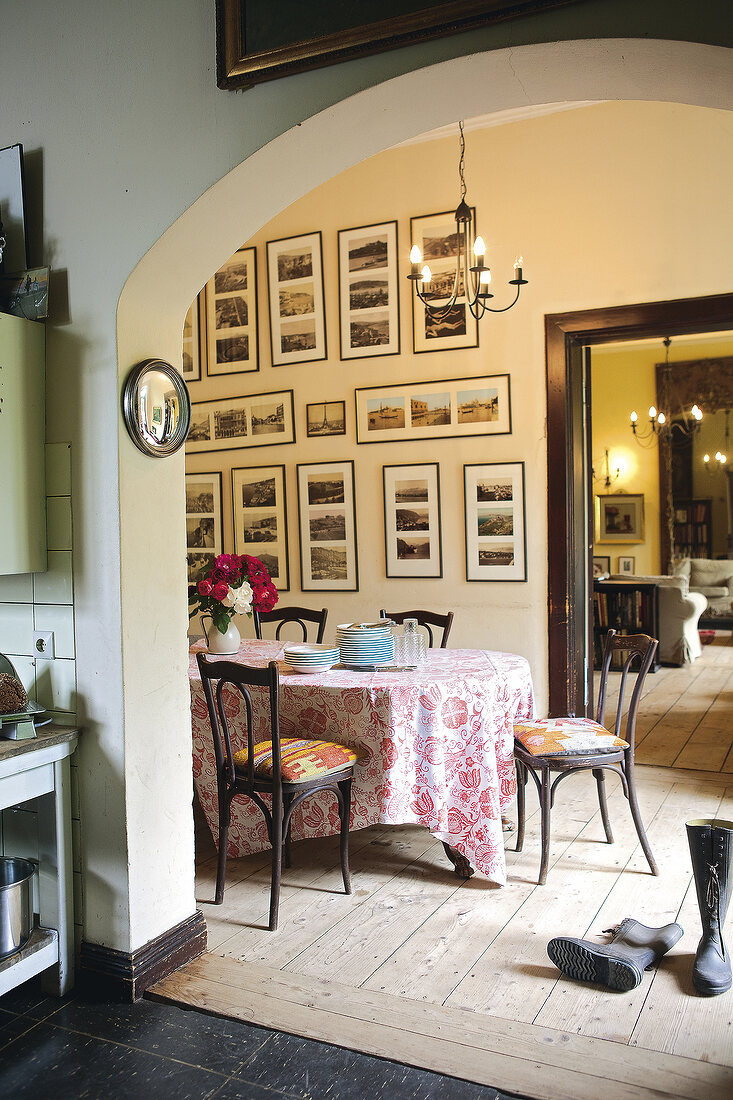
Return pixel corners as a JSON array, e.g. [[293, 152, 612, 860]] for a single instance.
[[183, 125, 533, 643]]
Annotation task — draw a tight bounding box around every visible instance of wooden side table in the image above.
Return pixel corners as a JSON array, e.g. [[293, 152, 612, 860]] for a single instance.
[[0, 726, 79, 997]]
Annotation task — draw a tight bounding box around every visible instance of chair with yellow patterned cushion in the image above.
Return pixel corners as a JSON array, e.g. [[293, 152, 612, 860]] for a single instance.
[[196, 652, 356, 930], [513, 629, 659, 885]]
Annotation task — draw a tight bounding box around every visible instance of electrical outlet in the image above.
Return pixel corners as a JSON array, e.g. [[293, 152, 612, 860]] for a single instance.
[[33, 630, 55, 659]]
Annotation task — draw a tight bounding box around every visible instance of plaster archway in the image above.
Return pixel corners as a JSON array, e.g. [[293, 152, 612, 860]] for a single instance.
[[116, 38, 733, 949]]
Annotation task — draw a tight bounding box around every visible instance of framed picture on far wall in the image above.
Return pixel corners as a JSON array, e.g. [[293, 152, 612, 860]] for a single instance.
[[296, 460, 358, 591], [187, 389, 295, 453], [464, 462, 527, 582], [267, 231, 327, 366], [181, 297, 201, 382], [383, 463, 442, 578], [232, 464, 289, 591], [355, 373, 511, 444], [594, 493, 645, 544], [409, 209, 479, 353], [338, 220, 400, 360], [205, 247, 259, 376], [306, 400, 346, 438], [185, 472, 223, 583], [593, 555, 611, 578], [618, 555, 636, 575]]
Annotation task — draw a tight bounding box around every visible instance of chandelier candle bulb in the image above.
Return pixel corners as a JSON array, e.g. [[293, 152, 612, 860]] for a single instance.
[[421, 264, 432, 284], [409, 244, 422, 279], [657, 412, 666, 425], [473, 235, 486, 258]]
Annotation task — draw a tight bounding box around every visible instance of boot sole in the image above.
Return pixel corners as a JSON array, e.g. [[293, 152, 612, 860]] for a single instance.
[[547, 937, 643, 992], [693, 975, 732, 997]]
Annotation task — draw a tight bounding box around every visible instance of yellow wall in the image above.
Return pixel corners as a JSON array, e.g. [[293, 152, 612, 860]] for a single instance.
[[592, 335, 733, 573]]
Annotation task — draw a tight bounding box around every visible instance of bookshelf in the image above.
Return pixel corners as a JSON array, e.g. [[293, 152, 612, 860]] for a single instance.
[[673, 498, 712, 560], [593, 580, 660, 671]]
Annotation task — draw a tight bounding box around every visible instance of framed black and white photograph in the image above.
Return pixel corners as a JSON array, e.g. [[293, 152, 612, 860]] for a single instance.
[[355, 374, 511, 444], [306, 400, 346, 438], [232, 464, 289, 591], [181, 297, 201, 382], [383, 463, 442, 578], [464, 462, 526, 582], [185, 472, 223, 583], [338, 220, 399, 359], [205, 247, 259, 376], [187, 389, 295, 454], [618, 555, 636, 575], [296, 460, 358, 591], [410, 210, 478, 353], [267, 231, 326, 366]]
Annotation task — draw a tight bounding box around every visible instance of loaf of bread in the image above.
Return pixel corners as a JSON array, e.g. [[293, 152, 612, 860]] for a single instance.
[[0, 672, 28, 714]]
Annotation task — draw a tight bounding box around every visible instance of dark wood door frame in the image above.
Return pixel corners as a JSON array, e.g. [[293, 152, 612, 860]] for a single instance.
[[546, 292, 733, 717]]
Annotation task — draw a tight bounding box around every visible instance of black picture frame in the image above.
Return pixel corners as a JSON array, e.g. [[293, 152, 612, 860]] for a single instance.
[[464, 461, 527, 581], [187, 389, 296, 454], [232, 463, 290, 591], [306, 400, 347, 438], [296, 460, 359, 591], [383, 462, 442, 578], [338, 220, 400, 360], [215, 1, 584, 90], [185, 471, 223, 583], [204, 246, 259, 377], [267, 231, 327, 367], [355, 373, 511, 444]]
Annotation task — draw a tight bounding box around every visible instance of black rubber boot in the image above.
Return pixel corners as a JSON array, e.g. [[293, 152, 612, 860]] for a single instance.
[[547, 918, 683, 992], [686, 818, 733, 996]]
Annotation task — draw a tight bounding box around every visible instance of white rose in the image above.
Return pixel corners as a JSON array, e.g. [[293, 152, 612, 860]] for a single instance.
[[223, 580, 252, 615]]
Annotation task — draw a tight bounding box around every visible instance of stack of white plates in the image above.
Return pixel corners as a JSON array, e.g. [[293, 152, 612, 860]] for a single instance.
[[283, 643, 339, 674], [336, 622, 394, 668]]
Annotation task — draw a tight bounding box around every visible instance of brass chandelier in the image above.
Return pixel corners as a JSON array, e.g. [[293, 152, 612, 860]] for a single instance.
[[407, 121, 528, 322]]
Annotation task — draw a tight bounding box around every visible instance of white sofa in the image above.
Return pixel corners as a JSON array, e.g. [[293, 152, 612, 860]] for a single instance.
[[672, 558, 733, 617], [607, 574, 708, 665]]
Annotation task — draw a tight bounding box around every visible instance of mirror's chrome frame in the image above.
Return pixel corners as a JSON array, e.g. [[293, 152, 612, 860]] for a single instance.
[[122, 359, 192, 458]]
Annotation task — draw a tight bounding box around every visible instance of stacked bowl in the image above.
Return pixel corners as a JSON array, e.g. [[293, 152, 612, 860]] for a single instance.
[[336, 622, 394, 668], [283, 643, 339, 674]]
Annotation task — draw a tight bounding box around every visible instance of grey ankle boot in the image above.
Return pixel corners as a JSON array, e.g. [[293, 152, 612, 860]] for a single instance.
[[547, 918, 684, 992], [686, 818, 733, 996]]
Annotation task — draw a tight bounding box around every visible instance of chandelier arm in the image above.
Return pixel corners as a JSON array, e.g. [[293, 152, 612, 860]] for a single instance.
[[478, 284, 522, 314]]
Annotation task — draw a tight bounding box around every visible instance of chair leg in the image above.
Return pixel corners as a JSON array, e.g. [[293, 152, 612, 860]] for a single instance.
[[594, 768, 614, 843], [626, 760, 659, 876], [283, 794, 292, 869], [215, 799, 230, 905], [538, 766, 552, 886], [269, 800, 283, 931], [515, 759, 526, 853], [338, 777, 352, 895]]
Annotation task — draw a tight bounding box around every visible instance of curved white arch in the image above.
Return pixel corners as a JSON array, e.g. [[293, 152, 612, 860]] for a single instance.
[[116, 37, 733, 946]]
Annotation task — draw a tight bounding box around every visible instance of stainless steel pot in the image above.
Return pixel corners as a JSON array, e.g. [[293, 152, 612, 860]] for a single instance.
[[0, 856, 35, 958]]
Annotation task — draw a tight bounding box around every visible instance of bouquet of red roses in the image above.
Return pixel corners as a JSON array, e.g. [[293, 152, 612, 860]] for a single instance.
[[188, 553, 278, 634]]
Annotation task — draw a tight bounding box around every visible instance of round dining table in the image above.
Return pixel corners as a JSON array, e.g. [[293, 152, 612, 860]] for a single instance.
[[189, 639, 534, 885]]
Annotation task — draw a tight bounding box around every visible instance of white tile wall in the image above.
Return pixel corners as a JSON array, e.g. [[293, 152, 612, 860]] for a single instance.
[[0, 442, 82, 944]]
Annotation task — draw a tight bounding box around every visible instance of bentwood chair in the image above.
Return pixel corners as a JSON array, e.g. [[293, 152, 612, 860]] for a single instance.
[[253, 606, 328, 643], [379, 609, 454, 648], [196, 653, 355, 930], [513, 629, 659, 885]]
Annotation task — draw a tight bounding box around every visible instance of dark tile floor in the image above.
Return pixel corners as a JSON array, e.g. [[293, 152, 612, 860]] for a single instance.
[[0, 976, 529, 1099]]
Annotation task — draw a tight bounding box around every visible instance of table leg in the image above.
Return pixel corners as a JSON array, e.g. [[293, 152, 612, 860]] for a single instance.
[[37, 757, 75, 996], [442, 841, 475, 879]]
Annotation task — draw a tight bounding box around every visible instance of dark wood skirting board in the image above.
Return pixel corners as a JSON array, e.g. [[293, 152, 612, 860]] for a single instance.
[[79, 910, 207, 1002]]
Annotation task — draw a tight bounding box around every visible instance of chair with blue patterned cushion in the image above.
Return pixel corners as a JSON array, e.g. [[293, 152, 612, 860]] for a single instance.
[[513, 629, 659, 885], [196, 652, 355, 930]]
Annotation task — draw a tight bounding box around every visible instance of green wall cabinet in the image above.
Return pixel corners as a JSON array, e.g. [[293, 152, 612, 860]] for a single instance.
[[0, 313, 46, 575]]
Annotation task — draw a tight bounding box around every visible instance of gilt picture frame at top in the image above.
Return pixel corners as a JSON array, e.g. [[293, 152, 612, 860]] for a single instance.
[[355, 373, 510, 445], [232, 464, 290, 591], [594, 493, 645, 544], [338, 220, 400, 360], [296, 460, 358, 592], [464, 462, 527, 582], [267, 231, 327, 366], [383, 463, 442, 579], [187, 389, 295, 454], [205, 246, 259, 377], [410, 209, 479, 353], [185, 472, 223, 584], [181, 296, 202, 382]]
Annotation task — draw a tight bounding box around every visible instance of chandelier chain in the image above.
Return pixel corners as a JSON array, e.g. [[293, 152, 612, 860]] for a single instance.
[[458, 120, 467, 202]]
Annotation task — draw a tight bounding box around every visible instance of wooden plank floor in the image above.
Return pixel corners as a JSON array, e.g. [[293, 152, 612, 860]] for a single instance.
[[152, 641, 733, 1099]]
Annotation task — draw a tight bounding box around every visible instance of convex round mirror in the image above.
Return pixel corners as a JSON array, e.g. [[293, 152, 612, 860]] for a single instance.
[[122, 359, 191, 458]]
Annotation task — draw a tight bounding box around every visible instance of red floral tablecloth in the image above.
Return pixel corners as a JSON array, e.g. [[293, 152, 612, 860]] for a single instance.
[[189, 640, 534, 885]]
